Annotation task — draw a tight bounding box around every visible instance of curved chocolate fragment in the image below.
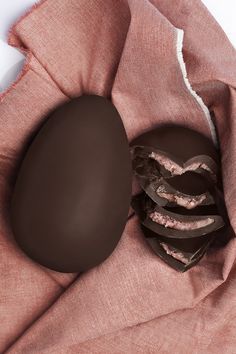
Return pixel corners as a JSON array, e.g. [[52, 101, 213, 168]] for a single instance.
[[131, 145, 216, 187], [149, 211, 214, 230], [185, 155, 218, 182], [152, 179, 214, 209], [165, 204, 220, 216], [131, 146, 180, 179], [148, 152, 217, 182], [143, 203, 224, 239], [165, 171, 210, 196], [131, 145, 216, 208], [147, 150, 184, 176], [148, 150, 217, 180], [143, 225, 215, 272], [136, 177, 214, 209], [137, 177, 169, 207], [131, 192, 150, 221], [11, 95, 132, 273]]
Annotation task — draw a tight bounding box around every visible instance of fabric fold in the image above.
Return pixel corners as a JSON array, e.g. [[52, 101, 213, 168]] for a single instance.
[[1, 0, 236, 353], [0, 52, 75, 351], [10, 0, 131, 97]]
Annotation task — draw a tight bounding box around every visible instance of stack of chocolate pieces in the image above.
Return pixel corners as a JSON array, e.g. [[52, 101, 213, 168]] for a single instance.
[[131, 125, 228, 272]]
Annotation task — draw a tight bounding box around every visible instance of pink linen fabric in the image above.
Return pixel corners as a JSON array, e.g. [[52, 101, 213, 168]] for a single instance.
[[1, 0, 236, 352]]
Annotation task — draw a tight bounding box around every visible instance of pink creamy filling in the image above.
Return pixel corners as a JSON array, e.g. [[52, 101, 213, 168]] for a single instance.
[[156, 186, 206, 209], [149, 211, 214, 230], [149, 152, 212, 175], [160, 242, 189, 264]]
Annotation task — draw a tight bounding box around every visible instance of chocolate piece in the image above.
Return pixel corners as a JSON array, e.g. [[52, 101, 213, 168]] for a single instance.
[[164, 171, 211, 196], [10, 95, 132, 273], [132, 148, 215, 208], [143, 225, 214, 272], [143, 202, 224, 238], [131, 125, 219, 163], [131, 125, 228, 271], [132, 193, 222, 271]]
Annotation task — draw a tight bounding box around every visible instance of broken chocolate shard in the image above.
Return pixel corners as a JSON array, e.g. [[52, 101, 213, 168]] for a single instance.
[[130, 125, 219, 163], [151, 178, 214, 209], [134, 172, 214, 209], [165, 204, 220, 216], [130, 125, 229, 271], [132, 190, 225, 272], [131, 145, 216, 208], [143, 210, 223, 239], [184, 155, 218, 182], [142, 198, 224, 239], [144, 227, 214, 272]]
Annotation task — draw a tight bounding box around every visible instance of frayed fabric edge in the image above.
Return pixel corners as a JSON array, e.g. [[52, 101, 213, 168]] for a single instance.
[[176, 28, 218, 147], [0, 0, 47, 103]]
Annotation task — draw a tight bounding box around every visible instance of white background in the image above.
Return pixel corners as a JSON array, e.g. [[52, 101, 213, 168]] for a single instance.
[[0, 0, 236, 93]]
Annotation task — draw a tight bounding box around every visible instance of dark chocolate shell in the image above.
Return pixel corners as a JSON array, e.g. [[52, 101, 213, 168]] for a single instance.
[[130, 125, 229, 272], [131, 146, 215, 208], [11, 95, 132, 273], [130, 125, 219, 163]]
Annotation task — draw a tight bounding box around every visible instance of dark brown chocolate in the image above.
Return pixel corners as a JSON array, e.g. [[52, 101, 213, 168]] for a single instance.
[[143, 225, 214, 272], [131, 125, 228, 271], [131, 125, 219, 163], [132, 192, 224, 272], [144, 204, 224, 239], [131, 147, 215, 208], [10, 95, 132, 273]]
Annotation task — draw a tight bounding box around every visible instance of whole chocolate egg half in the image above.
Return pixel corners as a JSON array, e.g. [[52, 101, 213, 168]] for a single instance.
[[11, 95, 132, 273], [130, 125, 229, 272]]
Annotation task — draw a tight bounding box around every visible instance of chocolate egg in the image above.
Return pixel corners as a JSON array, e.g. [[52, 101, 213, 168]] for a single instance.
[[130, 125, 229, 272], [11, 95, 132, 273]]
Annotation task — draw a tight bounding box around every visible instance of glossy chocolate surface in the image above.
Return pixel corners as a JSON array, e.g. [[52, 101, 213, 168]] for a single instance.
[[11, 95, 132, 273]]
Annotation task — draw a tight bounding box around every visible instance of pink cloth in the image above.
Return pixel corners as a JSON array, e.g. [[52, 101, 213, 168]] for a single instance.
[[1, 0, 236, 352]]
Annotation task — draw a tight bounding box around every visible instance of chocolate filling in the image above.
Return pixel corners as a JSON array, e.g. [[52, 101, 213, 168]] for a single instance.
[[132, 147, 216, 208], [149, 151, 214, 176], [156, 185, 207, 209], [149, 211, 214, 230], [130, 126, 228, 272]]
